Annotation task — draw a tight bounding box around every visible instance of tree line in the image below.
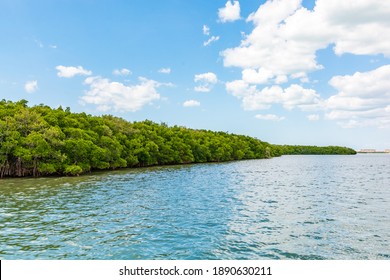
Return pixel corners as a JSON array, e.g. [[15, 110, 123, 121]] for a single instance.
[[0, 100, 356, 178]]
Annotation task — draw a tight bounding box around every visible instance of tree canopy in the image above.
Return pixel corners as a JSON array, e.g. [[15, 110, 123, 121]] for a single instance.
[[0, 100, 356, 178]]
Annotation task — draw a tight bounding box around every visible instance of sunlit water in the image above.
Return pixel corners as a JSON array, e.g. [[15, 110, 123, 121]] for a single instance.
[[1, 154, 389, 259]]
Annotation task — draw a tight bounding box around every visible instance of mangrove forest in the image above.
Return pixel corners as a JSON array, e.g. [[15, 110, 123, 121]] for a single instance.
[[0, 99, 356, 178]]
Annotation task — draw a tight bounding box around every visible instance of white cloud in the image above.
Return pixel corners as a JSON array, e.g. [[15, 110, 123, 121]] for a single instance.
[[56, 65, 92, 78], [316, 0, 390, 56], [194, 86, 212, 93], [275, 75, 288, 84], [283, 84, 323, 110], [202, 25, 220, 46], [226, 79, 257, 98], [240, 85, 282, 111], [183, 100, 201, 107], [203, 36, 220, 46], [194, 72, 218, 84], [203, 25, 210, 36], [158, 68, 171, 74], [241, 69, 289, 85], [226, 81, 323, 111], [222, 0, 321, 82], [242, 68, 273, 84], [233, 64, 390, 127], [113, 68, 132, 76], [81, 76, 161, 112], [290, 72, 309, 83], [24, 80, 38, 93], [325, 65, 390, 128], [194, 72, 218, 92], [218, 1, 241, 23], [222, 0, 390, 85], [255, 114, 285, 121], [307, 114, 320, 121]]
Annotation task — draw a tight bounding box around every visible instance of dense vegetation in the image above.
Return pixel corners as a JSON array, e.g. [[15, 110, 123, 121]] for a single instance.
[[0, 100, 356, 178], [278, 145, 357, 155]]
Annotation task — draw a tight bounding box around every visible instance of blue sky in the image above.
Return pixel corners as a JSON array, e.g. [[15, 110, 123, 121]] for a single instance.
[[1, 0, 390, 150]]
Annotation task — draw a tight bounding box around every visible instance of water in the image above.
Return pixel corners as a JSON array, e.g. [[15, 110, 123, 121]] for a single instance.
[[0, 154, 389, 259]]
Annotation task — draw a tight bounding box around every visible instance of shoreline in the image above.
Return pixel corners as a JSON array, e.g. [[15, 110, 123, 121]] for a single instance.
[[0, 154, 359, 180]]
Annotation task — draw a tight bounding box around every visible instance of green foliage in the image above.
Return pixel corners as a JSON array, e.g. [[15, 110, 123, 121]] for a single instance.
[[275, 145, 357, 155], [64, 165, 83, 176], [0, 100, 356, 178]]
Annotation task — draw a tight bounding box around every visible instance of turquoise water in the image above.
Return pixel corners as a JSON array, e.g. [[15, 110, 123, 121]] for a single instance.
[[1, 154, 389, 259]]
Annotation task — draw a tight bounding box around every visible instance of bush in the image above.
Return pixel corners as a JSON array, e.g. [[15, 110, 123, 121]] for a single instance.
[[64, 165, 83, 176]]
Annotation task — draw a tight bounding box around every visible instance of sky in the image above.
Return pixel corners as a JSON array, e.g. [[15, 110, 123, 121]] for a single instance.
[[1, 0, 390, 150]]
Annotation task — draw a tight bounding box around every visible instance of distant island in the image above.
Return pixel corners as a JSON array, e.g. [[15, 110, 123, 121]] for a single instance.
[[358, 149, 390, 153], [0, 100, 356, 178]]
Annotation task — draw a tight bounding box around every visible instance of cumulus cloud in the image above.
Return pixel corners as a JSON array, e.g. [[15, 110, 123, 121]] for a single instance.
[[113, 68, 132, 76], [195, 72, 218, 84], [325, 65, 390, 128], [194, 72, 218, 92], [226, 81, 322, 111], [158, 68, 171, 74], [81, 76, 161, 112], [255, 114, 285, 121], [282, 84, 323, 110], [24, 80, 38, 93], [317, 0, 390, 56], [222, 0, 390, 84], [242, 68, 274, 84], [218, 1, 241, 23], [183, 100, 201, 107], [222, 0, 322, 83], [56, 65, 92, 78], [225, 80, 257, 99], [234, 65, 390, 128], [203, 36, 220, 46]]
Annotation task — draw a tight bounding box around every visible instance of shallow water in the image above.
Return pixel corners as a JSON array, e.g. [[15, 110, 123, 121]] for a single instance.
[[1, 154, 389, 259]]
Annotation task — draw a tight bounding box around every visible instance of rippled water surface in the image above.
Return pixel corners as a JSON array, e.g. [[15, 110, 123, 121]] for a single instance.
[[1, 154, 389, 259]]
